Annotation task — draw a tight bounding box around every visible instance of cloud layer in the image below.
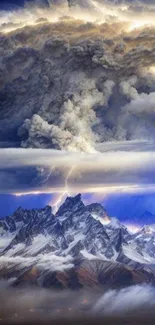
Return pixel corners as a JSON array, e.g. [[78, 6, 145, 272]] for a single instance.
[[0, 143, 155, 194], [0, 281, 155, 321]]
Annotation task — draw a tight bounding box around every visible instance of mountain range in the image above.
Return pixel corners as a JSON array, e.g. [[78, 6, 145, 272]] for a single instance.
[[0, 194, 155, 289]]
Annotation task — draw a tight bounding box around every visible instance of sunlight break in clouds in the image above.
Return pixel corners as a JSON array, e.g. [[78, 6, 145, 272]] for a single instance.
[[1, 0, 155, 34]]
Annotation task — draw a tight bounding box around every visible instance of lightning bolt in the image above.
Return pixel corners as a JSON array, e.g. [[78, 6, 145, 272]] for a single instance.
[[53, 165, 76, 214], [16, 164, 77, 211], [39, 165, 56, 185]]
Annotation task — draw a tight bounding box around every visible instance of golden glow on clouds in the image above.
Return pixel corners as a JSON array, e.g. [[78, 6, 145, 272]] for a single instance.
[[94, 214, 111, 225], [125, 224, 141, 234], [13, 184, 155, 197], [127, 20, 151, 32], [148, 66, 155, 75], [0, 1, 155, 34], [14, 191, 41, 197]]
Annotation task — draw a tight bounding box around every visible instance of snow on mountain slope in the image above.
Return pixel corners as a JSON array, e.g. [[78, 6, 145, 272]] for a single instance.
[[0, 194, 155, 288], [122, 244, 155, 265]]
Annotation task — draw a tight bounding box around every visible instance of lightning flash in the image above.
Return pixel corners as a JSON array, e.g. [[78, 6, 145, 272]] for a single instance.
[[39, 166, 56, 185], [52, 165, 76, 214]]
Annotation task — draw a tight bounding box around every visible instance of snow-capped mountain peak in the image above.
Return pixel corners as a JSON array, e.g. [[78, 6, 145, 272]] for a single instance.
[[86, 202, 111, 225], [0, 194, 155, 289], [56, 193, 85, 218]]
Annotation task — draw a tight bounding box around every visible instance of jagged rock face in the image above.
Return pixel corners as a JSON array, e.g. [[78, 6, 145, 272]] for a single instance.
[[86, 202, 106, 218], [56, 194, 85, 218], [0, 194, 155, 288], [12, 259, 154, 290]]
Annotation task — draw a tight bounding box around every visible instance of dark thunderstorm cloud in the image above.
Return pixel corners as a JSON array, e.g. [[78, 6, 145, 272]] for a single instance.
[[0, 0, 155, 153]]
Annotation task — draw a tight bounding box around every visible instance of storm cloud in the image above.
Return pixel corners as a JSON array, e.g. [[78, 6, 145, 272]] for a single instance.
[[0, 1, 155, 152]]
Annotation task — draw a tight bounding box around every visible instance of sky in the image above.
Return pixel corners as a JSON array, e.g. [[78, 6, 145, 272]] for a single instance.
[[1, 0, 155, 225], [0, 0, 28, 10], [0, 0, 33, 7], [1, 192, 155, 227], [2, 0, 25, 4]]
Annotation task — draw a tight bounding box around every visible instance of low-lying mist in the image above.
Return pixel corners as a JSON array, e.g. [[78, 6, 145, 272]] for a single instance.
[[0, 281, 155, 323]]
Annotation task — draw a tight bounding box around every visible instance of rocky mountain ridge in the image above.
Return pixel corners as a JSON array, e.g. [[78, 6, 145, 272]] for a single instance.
[[0, 194, 155, 288]]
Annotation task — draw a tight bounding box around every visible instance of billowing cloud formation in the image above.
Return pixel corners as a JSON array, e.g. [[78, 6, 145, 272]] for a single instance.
[[94, 284, 155, 315], [0, 252, 73, 272], [1, 142, 155, 194], [1, 0, 155, 152]]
